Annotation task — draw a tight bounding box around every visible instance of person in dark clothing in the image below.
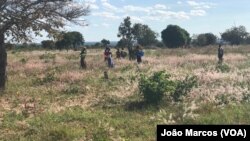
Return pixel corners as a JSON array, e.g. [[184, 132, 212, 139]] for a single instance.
[[218, 44, 224, 64], [116, 48, 121, 59], [120, 47, 127, 59], [107, 50, 114, 68], [135, 45, 144, 64], [80, 47, 87, 69]]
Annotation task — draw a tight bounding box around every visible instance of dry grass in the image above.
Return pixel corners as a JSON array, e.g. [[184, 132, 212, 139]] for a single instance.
[[1, 46, 250, 140]]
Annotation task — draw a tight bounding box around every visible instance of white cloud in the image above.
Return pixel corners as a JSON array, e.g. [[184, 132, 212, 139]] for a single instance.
[[85, 0, 99, 10], [92, 24, 99, 27], [123, 5, 152, 13], [173, 11, 190, 19], [143, 16, 161, 21], [187, 1, 215, 9], [101, 0, 123, 13], [130, 16, 144, 23], [92, 12, 120, 20], [101, 23, 110, 27], [154, 4, 167, 10], [103, 2, 118, 11], [177, 1, 182, 4], [187, 1, 199, 6], [87, 4, 99, 10], [91, 0, 214, 23], [149, 10, 190, 20], [91, 23, 110, 28], [85, 0, 96, 3], [190, 9, 206, 16], [101, 0, 108, 2]]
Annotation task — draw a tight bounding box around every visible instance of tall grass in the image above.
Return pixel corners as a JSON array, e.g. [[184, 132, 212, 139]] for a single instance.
[[1, 45, 250, 140]]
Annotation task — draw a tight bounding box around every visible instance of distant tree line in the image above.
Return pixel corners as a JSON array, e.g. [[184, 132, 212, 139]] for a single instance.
[[115, 17, 250, 49], [41, 31, 84, 50], [8, 18, 250, 51]]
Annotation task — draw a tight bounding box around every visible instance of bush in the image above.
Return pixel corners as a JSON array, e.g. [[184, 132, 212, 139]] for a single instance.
[[139, 71, 176, 104], [33, 71, 56, 85], [172, 75, 198, 102], [20, 58, 28, 64], [216, 63, 230, 73], [39, 53, 56, 60], [63, 84, 86, 95]]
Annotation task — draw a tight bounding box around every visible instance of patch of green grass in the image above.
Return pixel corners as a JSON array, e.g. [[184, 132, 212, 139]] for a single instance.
[[186, 103, 250, 124]]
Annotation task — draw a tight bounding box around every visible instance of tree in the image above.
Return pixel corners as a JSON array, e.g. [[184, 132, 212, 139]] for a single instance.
[[0, 0, 89, 89], [68, 31, 84, 50], [41, 40, 55, 49], [195, 33, 217, 46], [50, 31, 84, 50], [116, 38, 128, 48], [62, 31, 84, 50], [101, 39, 110, 48], [205, 33, 217, 45], [221, 25, 248, 45], [132, 23, 157, 46], [117, 17, 134, 59], [196, 34, 207, 46], [94, 42, 101, 48], [161, 25, 190, 48]]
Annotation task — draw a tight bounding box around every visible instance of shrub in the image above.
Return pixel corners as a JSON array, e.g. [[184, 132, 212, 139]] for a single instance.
[[33, 71, 56, 85], [139, 71, 176, 104], [63, 84, 85, 95], [20, 58, 28, 64], [216, 63, 230, 73], [172, 75, 198, 102], [39, 53, 56, 60]]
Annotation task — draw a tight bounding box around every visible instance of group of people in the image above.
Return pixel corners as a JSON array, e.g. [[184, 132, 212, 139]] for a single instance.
[[80, 45, 145, 69], [115, 48, 127, 59], [79, 44, 224, 69]]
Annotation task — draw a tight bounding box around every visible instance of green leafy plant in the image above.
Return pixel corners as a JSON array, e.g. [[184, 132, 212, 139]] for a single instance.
[[33, 70, 56, 85], [20, 58, 28, 64], [172, 75, 198, 102], [139, 71, 176, 104], [216, 63, 230, 73]]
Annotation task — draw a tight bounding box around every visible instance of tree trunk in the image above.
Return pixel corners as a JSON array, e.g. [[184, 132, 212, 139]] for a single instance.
[[0, 33, 7, 90]]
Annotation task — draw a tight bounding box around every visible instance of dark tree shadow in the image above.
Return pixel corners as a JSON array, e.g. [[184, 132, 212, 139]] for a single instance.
[[124, 100, 160, 111]]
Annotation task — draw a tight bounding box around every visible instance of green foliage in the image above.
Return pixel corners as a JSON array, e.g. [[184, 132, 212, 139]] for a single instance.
[[20, 58, 28, 64], [55, 31, 84, 50], [39, 53, 56, 60], [116, 38, 128, 48], [221, 25, 248, 45], [117, 17, 134, 59], [161, 25, 190, 48], [139, 71, 176, 104], [41, 40, 55, 49], [64, 84, 85, 95], [43, 129, 70, 141], [242, 85, 250, 103], [172, 75, 198, 102], [92, 127, 110, 141], [194, 33, 217, 46], [117, 17, 133, 41], [132, 23, 158, 46], [216, 63, 230, 73], [33, 70, 56, 85], [101, 39, 110, 48]]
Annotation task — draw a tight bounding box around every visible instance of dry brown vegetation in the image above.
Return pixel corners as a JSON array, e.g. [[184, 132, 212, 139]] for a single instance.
[[1, 45, 250, 140]]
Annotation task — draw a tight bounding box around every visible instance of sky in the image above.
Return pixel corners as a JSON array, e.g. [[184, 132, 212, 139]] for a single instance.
[[34, 0, 250, 43]]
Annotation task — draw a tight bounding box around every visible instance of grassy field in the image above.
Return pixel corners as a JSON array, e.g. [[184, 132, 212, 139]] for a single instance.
[[1, 46, 250, 141]]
